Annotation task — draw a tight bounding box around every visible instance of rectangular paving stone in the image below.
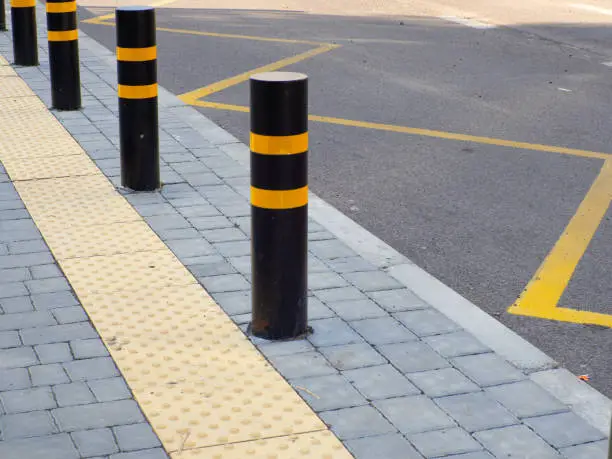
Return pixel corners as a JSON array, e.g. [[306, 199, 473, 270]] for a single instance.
[[52, 306, 89, 324], [267, 351, 336, 379], [321, 405, 396, 440], [256, 339, 314, 358], [343, 364, 420, 400], [474, 425, 562, 459], [486, 380, 568, 418], [423, 331, 490, 358], [70, 338, 109, 359], [374, 395, 456, 434], [350, 317, 418, 345], [71, 427, 119, 457], [319, 343, 386, 370], [53, 400, 145, 431], [0, 330, 21, 348], [407, 368, 480, 398], [30, 264, 63, 280], [29, 363, 70, 386], [560, 440, 609, 459], [113, 423, 162, 451], [188, 215, 232, 230], [88, 377, 133, 402], [310, 239, 357, 260], [21, 323, 97, 345], [435, 392, 518, 433], [378, 341, 450, 373], [0, 282, 28, 299], [200, 227, 247, 243], [408, 427, 482, 458], [53, 382, 96, 407], [343, 271, 403, 292], [145, 214, 191, 231], [110, 447, 169, 459], [0, 346, 39, 369], [165, 238, 215, 258], [211, 290, 250, 315], [314, 286, 368, 303], [177, 205, 220, 219], [0, 310, 56, 331], [0, 253, 53, 269], [213, 240, 251, 257], [452, 353, 525, 387], [523, 412, 605, 448], [309, 271, 350, 290], [0, 433, 79, 459], [0, 267, 31, 284], [0, 411, 58, 440], [25, 278, 71, 294], [290, 374, 367, 411], [1, 386, 57, 413], [35, 343, 73, 364], [394, 309, 462, 337], [327, 298, 387, 322], [156, 227, 200, 241], [346, 433, 424, 459], [133, 203, 177, 217], [0, 230, 44, 244], [200, 273, 250, 293], [368, 288, 428, 312], [8, 239, 48, 255], [308, 318, 364, 347], [64, 357, 119, 381], [309, 297, 336, 319], [31, 291, 79, 310], [0, 368, 31, 391]]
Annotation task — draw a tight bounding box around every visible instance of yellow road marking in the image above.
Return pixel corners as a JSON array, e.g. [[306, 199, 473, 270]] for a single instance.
[[509, 160, 612, 327]]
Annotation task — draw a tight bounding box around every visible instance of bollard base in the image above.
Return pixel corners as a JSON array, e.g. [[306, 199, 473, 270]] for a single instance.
[[247, 323, 313, 342]]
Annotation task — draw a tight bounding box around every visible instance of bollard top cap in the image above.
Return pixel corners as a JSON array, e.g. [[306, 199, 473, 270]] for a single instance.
[[251, 72, 307, 83], [116, 5, 154, 11]]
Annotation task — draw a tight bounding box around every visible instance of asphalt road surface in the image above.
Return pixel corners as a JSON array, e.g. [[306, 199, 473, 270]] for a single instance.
[[79, 4, 612, 396]]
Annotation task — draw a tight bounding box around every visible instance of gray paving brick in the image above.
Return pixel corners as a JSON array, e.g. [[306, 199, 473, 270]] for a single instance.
[[321, 405, 396, 440], [0, 433, 79, 459], [346, 433, 424, 459], [165, 238, 214, 258], [445, 453, 494, 459], [35, 342, 73, 364], [168, 196, 212, 208], [0, 410, 58, 440], [0, 368, 31, 391], [375, 395, 456, 434], [0, 229, 44, 244], [560, 440, 609, 459], [227, 255, 250, 275], [0, 281, 28, 298], [452, 353, 525, 387], [350, 317, 418, 345], [291, 374, 366, 411], [0, 209, 29, 220], [408, 368, 480, 398], [181, 172, 222, 187], [423, 331, 490, 358], [0, 219, 37, 232], [0, 330, 20, 348], [88, 377, 132, 402], [0, 267, 31, 284], [201, 227, 247, 243], [314, 286, 368, 303], [30, 264, 63, 279], [0, 255, 53, 271], [0, 346, 39, 369], [70, 339, 109, 359], [486, 380, 568, 419], [176, 204, 220, 219], [319, 342, 386, 370], [309, 271, 350, 290], [409, 427, 483, 458], [1, 386, 56, 413], [435, 392, 518, 433], [113, 423, 161, 451], [309, 297, 336, 319], [52, 306, 89, 324], [211, 290, 250, 315], [72, 428, 119, 457], [133, 203, 177, 217], [31, 291, 79, 310], [188, 215, 232, 230], [29, 363, 70, 386], [0, 200, 24, 211], [343, 271, 403, 292], [145, 214, 190, 231], [343, 364, 420, 400], [64, 357, 119, 381], [378, 341, 450, 373], [327, 298, 387, 321], [268, 351, 336, 379], [200, 273, 250, 293], [53, 382, 96, 407], [110, 448, 169, 459], [24, 278, 71, 294], [21, 323, 97, 345], [8, 239, 47, 255], [474, 425, 562, 459], [256, 339, 314, 357], [53, 400, 145, 431], [0, 310, 56, 331], [309, 231, 335, 241], [213, 240, 251, 257], [310, 239, 357, 260], [309, 318, 363, 347], [156, 227, 200, 241], [395, 309, 462, 337], [524, 412, 605, 448]]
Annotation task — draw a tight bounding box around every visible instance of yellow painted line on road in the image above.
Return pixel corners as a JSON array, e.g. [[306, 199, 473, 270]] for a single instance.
[[0, 62, 352, 457], [509, 160, 612, 327]]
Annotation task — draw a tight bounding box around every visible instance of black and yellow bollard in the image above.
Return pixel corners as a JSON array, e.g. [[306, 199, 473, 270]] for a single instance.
[[11, 0, 38, 66], [46, 0, 81, 110], [249, 72, 309, 340], [116, 6, 159, 191], [1, 0, 6, 31]]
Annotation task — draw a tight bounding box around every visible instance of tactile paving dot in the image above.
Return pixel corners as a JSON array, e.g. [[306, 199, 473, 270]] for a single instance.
[[0, 76, 35, 98], [3, 153, 100, 180], [61, 250, 197, 296], [170, 431, 352, 458], [43, 221, 167, 259], [0, 66, 17, 77], [0, 134, 84, 159]]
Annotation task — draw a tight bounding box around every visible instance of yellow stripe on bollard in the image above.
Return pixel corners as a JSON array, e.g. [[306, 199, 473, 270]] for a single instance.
[[46, 1, 76, 13], [250, 132, 308, 155], [47, 30, 78, 41], [118, 83, 158, 99], [116, 46, 157, 62], [11, 0, 36, 8], [251, 186, 308, 210]]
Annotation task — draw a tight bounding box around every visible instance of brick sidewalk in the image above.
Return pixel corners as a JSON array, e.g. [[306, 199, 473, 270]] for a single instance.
[[0, 3, 610, 458]]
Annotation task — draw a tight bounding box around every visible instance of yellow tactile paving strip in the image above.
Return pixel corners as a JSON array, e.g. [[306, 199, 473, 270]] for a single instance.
[[0, 60, 353, 458]]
